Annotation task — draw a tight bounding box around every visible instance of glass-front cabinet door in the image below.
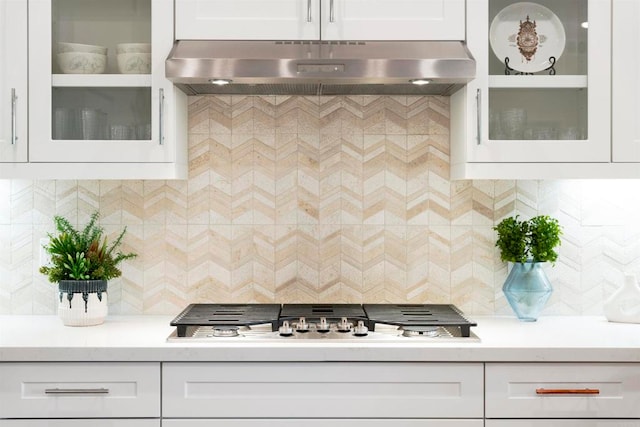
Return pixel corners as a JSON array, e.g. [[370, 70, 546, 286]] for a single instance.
[[28, 0, 176, 163], [464, 0, 610, 163], [0, 0, 27, 163]]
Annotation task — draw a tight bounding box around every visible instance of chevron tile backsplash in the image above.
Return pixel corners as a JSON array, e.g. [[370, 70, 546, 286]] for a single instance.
[[1, 95, 640, 316]]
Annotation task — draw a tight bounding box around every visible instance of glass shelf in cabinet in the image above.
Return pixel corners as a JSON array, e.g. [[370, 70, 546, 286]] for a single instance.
[[52, 74, 152, 88], [488, 75, 588, 89]]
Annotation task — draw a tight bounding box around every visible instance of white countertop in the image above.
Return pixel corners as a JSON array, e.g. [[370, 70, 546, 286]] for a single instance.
[[1, 315, 639, 362]]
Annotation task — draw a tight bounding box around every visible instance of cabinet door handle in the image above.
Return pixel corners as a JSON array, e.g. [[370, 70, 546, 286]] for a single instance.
[[476, 88, 482, 145], [536, 388, 600, 395], [307, 0, 312, 22], [329, 0, 335, 22], [158, 88, 165, 145], [11, 88, 17, 145], [45, 388, 110, 395]]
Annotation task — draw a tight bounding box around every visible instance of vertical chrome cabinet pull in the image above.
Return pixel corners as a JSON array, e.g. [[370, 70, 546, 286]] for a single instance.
[[158, 88, 165, 145], [45, 388, 110, 395], [11, 88, 17, 145], [330, 0, 335, 22], [307, 0, 312, 22], [476, 88, 482, 145]]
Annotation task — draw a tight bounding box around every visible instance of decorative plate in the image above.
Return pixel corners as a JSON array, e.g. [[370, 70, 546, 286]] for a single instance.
[[489, 2, 566, 73]]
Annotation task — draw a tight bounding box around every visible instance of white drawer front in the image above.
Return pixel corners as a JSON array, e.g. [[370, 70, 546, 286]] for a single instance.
[[487, 422, 640, 427], [0, 363, 160, 418], [486, 363, 640, 418], [164, 420, 483, 427], [163, 362, 484, 418], [0, 421, 159, 427]]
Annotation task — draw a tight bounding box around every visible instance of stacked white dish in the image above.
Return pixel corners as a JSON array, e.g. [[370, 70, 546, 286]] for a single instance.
[[56, 42, 107, 74], [117, 43, 151, 74]]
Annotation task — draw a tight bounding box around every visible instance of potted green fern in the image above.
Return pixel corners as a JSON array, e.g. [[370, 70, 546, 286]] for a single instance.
[[40, 212, 136, 326], [494, 215, 562, 321]]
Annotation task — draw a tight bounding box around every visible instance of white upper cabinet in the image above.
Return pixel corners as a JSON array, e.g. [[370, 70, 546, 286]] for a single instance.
[[20, 0, 187, 178], [0, 0, 28, 163], [175, 0, 464, 41], [451, 0, 613, 179], [176, 0, 321, 40], [321, 0, 464, 41], [612, 0, 640, 162]]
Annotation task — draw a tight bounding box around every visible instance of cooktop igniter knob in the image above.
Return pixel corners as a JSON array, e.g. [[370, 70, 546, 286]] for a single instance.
[[316, 317, 330, 333], [353, 320, 368, 337], [279, 320, 293, 337], [296, 317, 309, 333], [337, 317, 352, 333]]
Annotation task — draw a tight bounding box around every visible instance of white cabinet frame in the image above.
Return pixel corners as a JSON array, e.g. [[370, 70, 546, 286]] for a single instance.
[[0, 0, 28, 163]]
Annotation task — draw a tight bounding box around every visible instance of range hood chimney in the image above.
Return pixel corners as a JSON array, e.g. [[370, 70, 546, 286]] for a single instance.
[[166, 40, 475, 96]]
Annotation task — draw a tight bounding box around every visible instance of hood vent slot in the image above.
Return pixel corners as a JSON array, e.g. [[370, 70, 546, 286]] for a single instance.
[[176, 83, 462, 97], [177, 83, 321, 96]]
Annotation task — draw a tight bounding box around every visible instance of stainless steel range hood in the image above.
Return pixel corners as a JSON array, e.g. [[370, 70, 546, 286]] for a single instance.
[[165, 40, 475, 96]]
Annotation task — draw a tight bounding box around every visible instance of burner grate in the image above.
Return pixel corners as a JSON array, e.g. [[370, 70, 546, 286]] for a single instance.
[[170, 304, 281, 337], [363, 304, 477, 337]]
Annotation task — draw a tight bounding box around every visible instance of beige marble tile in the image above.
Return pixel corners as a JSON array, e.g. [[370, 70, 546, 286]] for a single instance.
[[254, 96, 277, 135], [5, 95, 640, 316], [122, 181, 144, 225], [187, 96, 210, 134], [407, 96, 430, 135], [362, 96, 385, 135], [298, 97, 320, 134], [319, 96, 342, 135], [143, 181, 166, 225], [275, 96, 298, 135], [231, 96, 253, 134], [207, 95, 232, 135]]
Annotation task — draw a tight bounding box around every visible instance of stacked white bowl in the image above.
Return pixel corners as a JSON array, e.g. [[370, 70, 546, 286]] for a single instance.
[[117, 43, 152, 74], [57, 42, 107, 74]]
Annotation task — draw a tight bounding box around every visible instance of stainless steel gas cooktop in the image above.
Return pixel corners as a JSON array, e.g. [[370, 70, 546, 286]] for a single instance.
[[167, 303, 479, 342]]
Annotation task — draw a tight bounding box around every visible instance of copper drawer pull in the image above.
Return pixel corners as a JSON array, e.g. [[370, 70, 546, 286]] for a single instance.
[[536, 388, 600, 395]]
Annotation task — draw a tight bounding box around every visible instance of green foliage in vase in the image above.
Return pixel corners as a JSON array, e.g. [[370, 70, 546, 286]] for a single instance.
[[39, 212, 137, 283], [493, 215, 562, 264]]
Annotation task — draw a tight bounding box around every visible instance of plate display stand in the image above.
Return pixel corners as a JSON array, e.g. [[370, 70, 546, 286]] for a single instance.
[[504, 56, 557, 75]]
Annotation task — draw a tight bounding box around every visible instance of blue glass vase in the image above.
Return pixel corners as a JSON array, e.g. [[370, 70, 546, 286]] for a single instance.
[[503, 262, 553, 321]]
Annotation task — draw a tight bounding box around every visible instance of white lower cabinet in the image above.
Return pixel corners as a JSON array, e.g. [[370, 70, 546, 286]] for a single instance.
[[487, 422, 640, 427], [486, 363, 640, 427], [3, 360, 640, 427], [162, 362, 484, 420], [164, 421, 483, 427], [0, 421, 159, 427], [0, 362, 160, 419]]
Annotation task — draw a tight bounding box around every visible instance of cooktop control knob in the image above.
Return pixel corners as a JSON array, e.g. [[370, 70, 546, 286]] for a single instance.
[[337, 317, 352, 333], [296, 317, 309, 333], [316, 317, 330, 333], [279, 320, 293, 336], [353, 320, 368, 337]]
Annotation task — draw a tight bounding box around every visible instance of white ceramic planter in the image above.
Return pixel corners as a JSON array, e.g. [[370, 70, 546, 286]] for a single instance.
[[57, 280, 108, 326]]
